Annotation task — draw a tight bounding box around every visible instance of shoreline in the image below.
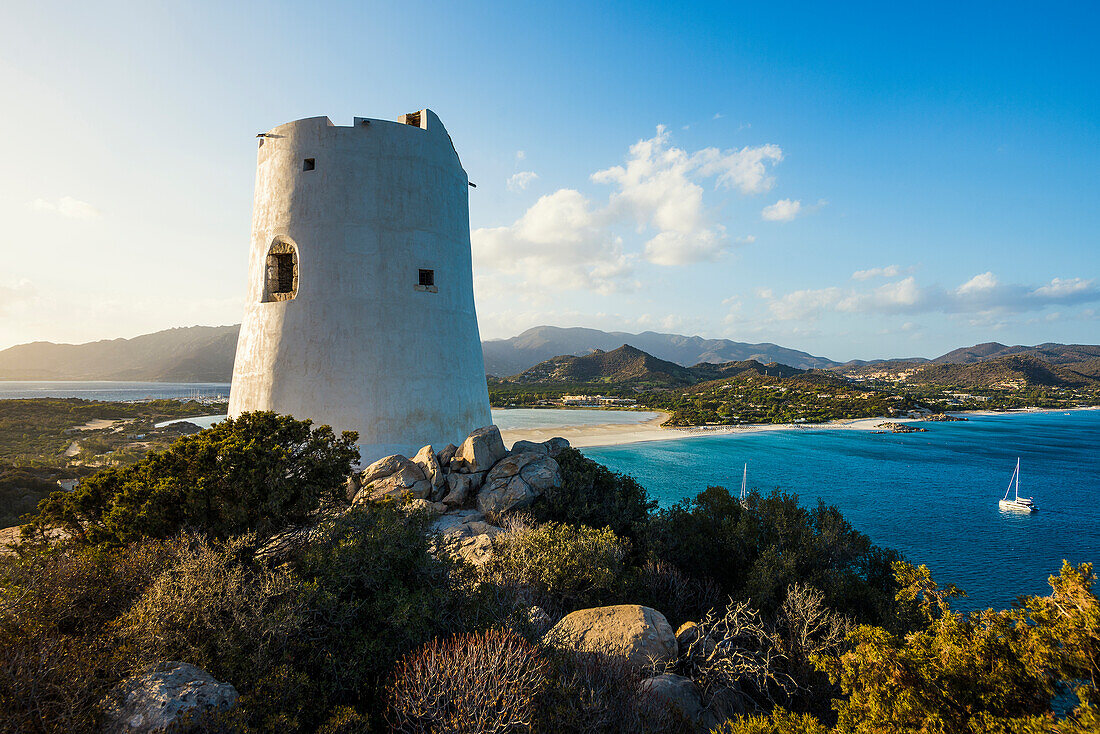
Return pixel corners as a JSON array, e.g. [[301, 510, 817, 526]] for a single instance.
[[500, 405, 1100, 450]]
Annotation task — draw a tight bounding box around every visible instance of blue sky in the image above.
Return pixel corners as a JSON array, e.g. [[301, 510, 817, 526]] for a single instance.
[[0, 0, 1096, 360]]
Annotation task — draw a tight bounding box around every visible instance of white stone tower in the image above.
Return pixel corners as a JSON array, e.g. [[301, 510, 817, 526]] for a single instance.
[[229, 109, 492, 463]]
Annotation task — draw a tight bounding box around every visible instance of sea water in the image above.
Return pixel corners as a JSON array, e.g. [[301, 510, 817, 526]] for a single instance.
[[0, 381, 230, 401], [584, 410, 1100, 611]]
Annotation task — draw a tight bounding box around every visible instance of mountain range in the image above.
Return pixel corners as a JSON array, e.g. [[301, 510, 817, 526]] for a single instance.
[[0, 324, 1097, 384]]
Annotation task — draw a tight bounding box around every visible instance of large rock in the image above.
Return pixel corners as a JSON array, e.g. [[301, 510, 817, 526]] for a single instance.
[[412, 445, 445, 492], [361, 454, 412, 483], [442, 471, 485, 507], [510, 439, 549, 455], [454, 425, 507, 474], [437, 443, 458, 467], [102, 661, 238, 733], [355, 456, 430, 502], [543, 437, 570, 456], [477, 452, 561, 516], [429, 509, 505, 567], [543, 604, 678, 668], [640, 674, 703, 722]]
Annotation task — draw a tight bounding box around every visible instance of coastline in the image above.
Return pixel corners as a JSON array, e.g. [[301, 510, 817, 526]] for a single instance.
[[499, 405, 1100, 450]]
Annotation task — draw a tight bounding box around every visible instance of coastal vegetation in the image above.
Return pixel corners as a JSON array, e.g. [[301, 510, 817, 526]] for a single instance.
[[0, 398, 224, 527], [2, 413, 1097, 732], [488, 344, 1100, 426]]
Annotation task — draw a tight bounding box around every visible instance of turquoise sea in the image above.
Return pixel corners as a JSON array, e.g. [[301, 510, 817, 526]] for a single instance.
[[584, 409, 1100, 611]]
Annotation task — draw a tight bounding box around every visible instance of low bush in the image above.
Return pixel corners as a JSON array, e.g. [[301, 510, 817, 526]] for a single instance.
[[712, 709, 830, 734], [387, 627, 547, 733], [647, 487, 901, 627], [532, 648, 690, 734], [27, 412, 359, 548], [530, 448, 655, 555], [484, 521, 627, 614]]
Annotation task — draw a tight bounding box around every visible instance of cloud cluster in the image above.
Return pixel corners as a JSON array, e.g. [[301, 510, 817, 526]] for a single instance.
[[761, 198, 801, 222], [507, 171, 538, 192], [31, 196, 100, 220], [851, 265, 900, 281], [760, 271, 1100, 321], [474, 126, 784, 292]]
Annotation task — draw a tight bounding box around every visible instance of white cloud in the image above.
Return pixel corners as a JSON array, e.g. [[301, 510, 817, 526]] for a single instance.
[[474, 125, 788, 286], [31, 196, 101, 220], [507, 171, 538, 192], [472, 189, 635, 295], [761, 198, 801, 222], [758, 271, 1100, 322], [851, 265, 900, 281]]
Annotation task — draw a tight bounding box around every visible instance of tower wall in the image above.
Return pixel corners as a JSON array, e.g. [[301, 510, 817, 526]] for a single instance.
[[228, 110, 492, 463]]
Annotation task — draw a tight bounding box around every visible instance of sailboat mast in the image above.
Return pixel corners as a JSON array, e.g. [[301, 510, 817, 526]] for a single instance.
[[1015, 458, 1020, 500]]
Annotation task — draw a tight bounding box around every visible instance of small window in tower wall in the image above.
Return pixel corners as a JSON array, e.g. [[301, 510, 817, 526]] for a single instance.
[[263, 241, 299, 302], [303, 158, 315, 171], [419, 269, 435, 287]]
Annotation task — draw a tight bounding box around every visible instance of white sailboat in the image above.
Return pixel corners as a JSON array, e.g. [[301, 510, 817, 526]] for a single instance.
[[999, 458, 1038, 513], [739, 463, 748, 507]]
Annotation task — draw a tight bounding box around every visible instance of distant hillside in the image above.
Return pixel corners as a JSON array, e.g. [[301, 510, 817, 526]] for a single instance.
[[512, 345, 698, 386], [932, 342, 1100, 365], [2, 323, 1098, 385], [906, 354, 1100, 389], [0, 326, 240, 382], [483, 325, 839, 375], [505, 344, 810, 389]]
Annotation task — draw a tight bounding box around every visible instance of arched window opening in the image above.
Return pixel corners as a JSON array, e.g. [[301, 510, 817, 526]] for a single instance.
[[262, 239, 298, 302]]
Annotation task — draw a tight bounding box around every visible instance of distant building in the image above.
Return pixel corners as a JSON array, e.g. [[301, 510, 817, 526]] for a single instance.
[[56, 479, 79, 492], [560, 395, 637, 406]]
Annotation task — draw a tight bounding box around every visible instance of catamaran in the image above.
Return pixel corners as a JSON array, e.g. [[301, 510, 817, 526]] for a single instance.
[[999, 458, 1038, 513], [739, 463, 748, 507]]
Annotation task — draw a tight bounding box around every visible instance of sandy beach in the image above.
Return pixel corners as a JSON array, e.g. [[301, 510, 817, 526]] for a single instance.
[[498, 405, 1100, 450], [499, 412, 903, 449]]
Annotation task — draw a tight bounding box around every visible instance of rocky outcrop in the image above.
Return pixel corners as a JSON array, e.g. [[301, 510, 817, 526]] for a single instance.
[[640, 674, 703, 722], [346, 427, 572, 566], [102, 661, 237, 733], [543, 604, 678, 668], [876, 422, 928, 433], [453, 425, 507, 474], [430, 509, 505, 566], [477, 452, 562, 516], [412, 444, 445, 495]]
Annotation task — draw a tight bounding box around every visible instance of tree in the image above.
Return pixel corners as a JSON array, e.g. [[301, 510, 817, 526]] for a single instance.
[[819, 561, 1100, 733], [28, 412, 359, 547]]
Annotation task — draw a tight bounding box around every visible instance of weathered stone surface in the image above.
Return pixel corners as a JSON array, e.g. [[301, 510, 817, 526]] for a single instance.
[[429, 509, 505, 566], [477, 453, 561, 516], [412, 444, 445, 491], [437, 443, 458, 467], [454, 425, 507, 474], [103, 661, 237, 733], [640, 674, 703, 722], [404, 499, 446, 515], [361, 454, 412, 483], [441, 471, 486, 506], [543, 437, 570, 456], [543, 604, 678, 668], [510, 439, 549, 455], [346, 473, 362, 501], [356, 457, 430, 502], [701, 687, 746, 730]]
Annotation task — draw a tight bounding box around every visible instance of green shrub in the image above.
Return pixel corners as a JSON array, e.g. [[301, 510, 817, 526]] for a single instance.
[[28, 412, 359, 547], [0, 539, 178, 734], [711, 710, 830, 734], [647, 487, 901, 627], [530, 448, 655, 555], [484, 522, 627, 614]]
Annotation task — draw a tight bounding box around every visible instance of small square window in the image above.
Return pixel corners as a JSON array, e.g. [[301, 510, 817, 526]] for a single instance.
[[418, 269, 435, 287], [303, 158, 315, 171]]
